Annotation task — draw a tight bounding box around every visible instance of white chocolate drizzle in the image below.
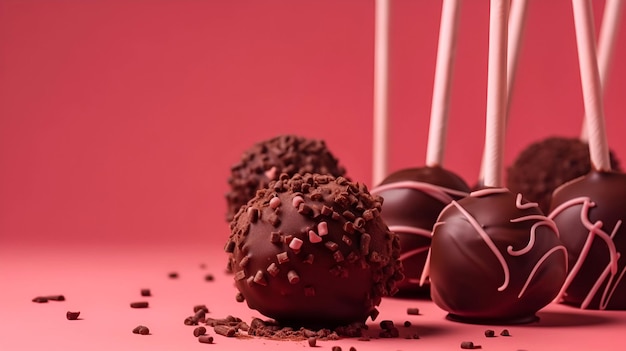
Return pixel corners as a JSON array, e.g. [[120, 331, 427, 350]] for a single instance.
[[549, 196, 622, 309]]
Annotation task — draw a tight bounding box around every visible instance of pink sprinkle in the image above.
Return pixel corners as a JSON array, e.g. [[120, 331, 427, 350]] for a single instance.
[[289, 237, 303, 251], [264, 166, 278, 180], [317, 222, 328, 236], [269, 197, 281, 209], [308, 230, 322, 243], [292, 196, 305, 208]]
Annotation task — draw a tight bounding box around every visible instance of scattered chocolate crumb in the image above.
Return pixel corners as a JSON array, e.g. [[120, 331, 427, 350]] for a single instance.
[[194, 305, 210, 313], [407, 307, 420, 315], [140, 289, 151, 297], [194, 326, 207, 337], [461, 341, 480, 349], [32, 296, 48, 303], [66, 311, 80, 320], [235, 292, 245, 303], [307, 337, 317, 347], [184, 316, 196, 326], [45, 295, 65, 301], [214, 325, 237, 337], [132, 325, 150, 335], [198, 335, 214, 344], [130, 301, 149, 308], [379, 320, 394, 329], [484, 329, 495, 337], [349, 347, 357, 351], [204, 274, 215, 282], [168, 272, 179, 279], [500, 329, 511, 336], [403, 321, 411, 327], [332, 347, 342, 351]]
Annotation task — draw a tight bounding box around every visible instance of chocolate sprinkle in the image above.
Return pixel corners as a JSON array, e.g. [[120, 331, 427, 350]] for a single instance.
[[66, 311, 80, 320], [198, 335, 214, 344], [130, 301, 149, 308]]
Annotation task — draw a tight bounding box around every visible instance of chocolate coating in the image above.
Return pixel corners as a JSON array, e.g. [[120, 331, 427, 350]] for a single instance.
[[429, 188, 567, 324], [507, 136, 620, 214], [226, 135, 346, 222], [549, 171, 626, 310], [226, 173, 404, 328], [371, 166, 470, 294]]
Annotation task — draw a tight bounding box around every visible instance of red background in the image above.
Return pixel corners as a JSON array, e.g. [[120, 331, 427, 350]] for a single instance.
[[1, 0, 625, 247]]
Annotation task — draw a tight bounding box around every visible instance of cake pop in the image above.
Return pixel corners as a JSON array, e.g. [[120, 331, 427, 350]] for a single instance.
[[226, 135, 346, 222], [371, 166, 470, 293], [548, 0, 626, 310], [428, 0, 567, 324], [430, 188, 567, 323], [225, 173, 404, 328]]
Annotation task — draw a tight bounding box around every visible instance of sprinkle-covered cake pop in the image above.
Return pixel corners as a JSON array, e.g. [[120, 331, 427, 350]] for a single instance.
[[549, 171, 626, 309], [226, 135, 346, 222], [225, 173, 404, 328], [507, 136, 620, 213], [429, 188, 567, 323], [371, 166, 470, 293]]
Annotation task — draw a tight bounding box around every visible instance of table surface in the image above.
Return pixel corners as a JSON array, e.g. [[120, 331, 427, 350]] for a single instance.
[[2, 242, 625, 351]]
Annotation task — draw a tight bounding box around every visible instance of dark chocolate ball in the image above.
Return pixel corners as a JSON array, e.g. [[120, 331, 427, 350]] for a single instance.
[[549, 171, 626, 310], [429, 188, 567, 324], [226, 135, 346, 222], [371, 166, 470, 294], [507, 136, 621, 214], [225, 173, 404, 328]]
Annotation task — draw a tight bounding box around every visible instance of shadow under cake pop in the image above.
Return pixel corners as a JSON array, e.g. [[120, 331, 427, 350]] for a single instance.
[[371, 166, 470, 295]]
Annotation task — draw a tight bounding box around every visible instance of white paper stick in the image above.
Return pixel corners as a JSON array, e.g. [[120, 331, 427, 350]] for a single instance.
[[478, 0, 527, 184], [580, 0, 623, 141], [483, 0, 509, 187], [425, 0, 461, 167], [373, 0, 390, 185], [572, 0, 611, 171]]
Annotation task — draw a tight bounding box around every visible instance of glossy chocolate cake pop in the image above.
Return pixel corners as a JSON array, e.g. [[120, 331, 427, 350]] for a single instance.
[[225, 173, 404, 328], [429, 188, 567, 324], [226, 135, 346, 222], [549, 170, 626, 310], [371, 166, 470, 293], [507, 136, 620, 214]]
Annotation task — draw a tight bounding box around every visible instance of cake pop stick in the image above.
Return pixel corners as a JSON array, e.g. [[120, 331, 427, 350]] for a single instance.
[[580, 0, 623, 141], [572, 0, 611, 171], [373, 0, 390, 185], [482, 0, 509, 187], [478, 0, 528, 185], [371, 0, 471, 294], [425, 0, 461, 167]]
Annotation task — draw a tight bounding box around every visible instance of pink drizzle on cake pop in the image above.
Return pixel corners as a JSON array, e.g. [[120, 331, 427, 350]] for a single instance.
[[549, 197, 622, 309], [371, 181, 468, 265], [437, 188, 566, 296]]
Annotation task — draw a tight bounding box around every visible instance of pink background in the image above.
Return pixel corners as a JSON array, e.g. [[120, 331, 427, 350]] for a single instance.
[[1, 0, 626, 248]]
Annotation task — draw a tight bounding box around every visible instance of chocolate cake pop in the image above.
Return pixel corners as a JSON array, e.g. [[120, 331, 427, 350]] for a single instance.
[[549, 171, 626, 309], [506, 136, 620, 213], [371, 166, 470, 293], [226, 135, 346, 222], [225, 173, 404, 328], [429, 188, 567, 323]]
